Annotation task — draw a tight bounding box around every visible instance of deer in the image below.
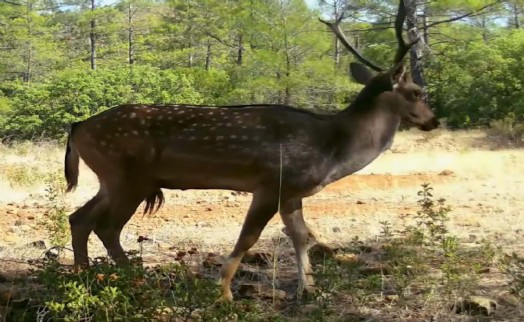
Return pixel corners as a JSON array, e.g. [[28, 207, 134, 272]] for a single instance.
[[63, 0, 439, 301]]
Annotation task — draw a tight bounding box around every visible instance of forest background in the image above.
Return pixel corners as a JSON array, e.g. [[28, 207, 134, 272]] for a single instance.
[[0, 0, 523, 140]]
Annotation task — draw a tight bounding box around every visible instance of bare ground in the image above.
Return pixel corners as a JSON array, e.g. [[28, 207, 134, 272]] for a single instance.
[[0, 128, 523, 320]]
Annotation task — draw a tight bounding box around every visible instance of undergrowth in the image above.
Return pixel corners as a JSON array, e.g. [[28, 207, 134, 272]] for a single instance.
[[1, 183, 522, 321]]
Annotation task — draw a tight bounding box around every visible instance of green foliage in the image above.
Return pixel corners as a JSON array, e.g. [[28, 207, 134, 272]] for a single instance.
[[0, 66, 203, 139], [41, 173, 69, 248], [306, 183, 504, 318], [15, 256, 275, 321], [413, 183, 452, 245], [1, 0, 524, 138], [500, 252, 524, 298], [489, 112, 524, 145], [429, 29, 524, 128]]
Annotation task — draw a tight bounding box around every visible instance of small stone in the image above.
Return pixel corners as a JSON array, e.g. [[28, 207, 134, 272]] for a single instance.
[[45, 248, 59, 260], [356, 200, 365, 205], [497, 291, 520, 306], [334, 253, 359, 264], [203, 254, 224, 267], [332, 227, 341, 233], [439, 170, 454, 176], [452, 296, 497, 316], [383, 290, 399, 302], [309, 243, 337, 258], [27, 240, 46, 249]]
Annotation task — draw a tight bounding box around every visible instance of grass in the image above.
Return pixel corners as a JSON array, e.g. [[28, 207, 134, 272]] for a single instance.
[[1, 183, 522, 321], [0, 130, 523, 320]]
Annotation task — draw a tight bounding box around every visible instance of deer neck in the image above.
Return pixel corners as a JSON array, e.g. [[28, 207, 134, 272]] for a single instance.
[[323, 104, 400, 185]]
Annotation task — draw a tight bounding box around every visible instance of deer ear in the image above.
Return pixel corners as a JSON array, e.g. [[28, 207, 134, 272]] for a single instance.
[[349, 62, 374, 85], [391, 63, 407, 87]]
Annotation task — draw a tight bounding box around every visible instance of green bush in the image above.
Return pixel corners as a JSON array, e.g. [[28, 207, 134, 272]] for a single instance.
[[428, 29, 524, 128], [0, 66, 203, 140]]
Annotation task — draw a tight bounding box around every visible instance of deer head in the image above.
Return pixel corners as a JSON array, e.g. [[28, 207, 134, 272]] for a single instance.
[[320, 0, 439, 132]]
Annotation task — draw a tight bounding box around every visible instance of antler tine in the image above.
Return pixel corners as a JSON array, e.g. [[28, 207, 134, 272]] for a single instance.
[[393, 0, 420, 66], [319, 13, 384, 73]]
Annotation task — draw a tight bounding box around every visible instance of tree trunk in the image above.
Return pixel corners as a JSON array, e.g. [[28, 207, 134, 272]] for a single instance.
[[276, 71, 282, 104], [23, 1, 33, 82], [333, 0, 340, 67], [90, 0, 96, 70], [205, 40, 212, 70], [128, 2, 134, 66], [422, 6, 429, 45], [512, 2, 520, 29], [236, 33, 243, 65], [284, 52, 291, 105], [405, 0, 428, 102]]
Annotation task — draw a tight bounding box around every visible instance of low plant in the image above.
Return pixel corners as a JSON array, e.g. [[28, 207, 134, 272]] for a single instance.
[[40, 172, 69, 249]]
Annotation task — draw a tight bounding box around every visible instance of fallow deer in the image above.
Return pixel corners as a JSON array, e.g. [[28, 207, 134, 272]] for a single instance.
[[64, 0, 439, 301]]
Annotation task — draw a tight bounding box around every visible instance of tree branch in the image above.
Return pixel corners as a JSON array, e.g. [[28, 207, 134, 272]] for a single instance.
[[426, 2, 501, 28]]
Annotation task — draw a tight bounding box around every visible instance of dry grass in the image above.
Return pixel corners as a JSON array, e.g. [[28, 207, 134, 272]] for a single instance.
[[0, 129, 523, 320], [1, 129, 523, 255]]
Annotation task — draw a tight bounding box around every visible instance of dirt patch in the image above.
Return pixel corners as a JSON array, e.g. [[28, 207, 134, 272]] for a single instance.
[[325, 172, 455, 193]]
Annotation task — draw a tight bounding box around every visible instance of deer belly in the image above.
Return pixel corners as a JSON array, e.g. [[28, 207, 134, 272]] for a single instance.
[[153, 156, 263, 192]]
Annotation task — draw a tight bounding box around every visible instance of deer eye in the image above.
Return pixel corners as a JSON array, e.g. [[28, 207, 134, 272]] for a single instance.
[[412, 90, 422, 99]]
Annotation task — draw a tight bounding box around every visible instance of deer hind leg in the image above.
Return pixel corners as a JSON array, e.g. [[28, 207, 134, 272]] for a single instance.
[[220, 190, 279, 301], [69, 190, 110, 267], [94, 184, 155, 266], [280, 198, 315, 298]]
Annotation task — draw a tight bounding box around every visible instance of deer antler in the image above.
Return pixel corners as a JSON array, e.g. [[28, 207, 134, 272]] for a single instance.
[[320, 0, 420, 72], [319, 13, 384, 73], [392, 0, 420, 67]]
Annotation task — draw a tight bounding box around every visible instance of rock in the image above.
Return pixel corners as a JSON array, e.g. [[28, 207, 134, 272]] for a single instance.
[[439, 170, 454, 176], [45, 248, 59, 260], [237, 284, 286, 300], [452, 296, 497, 316], [241, 251, 272, 266], [203, 253, 224, 268], [332, 227, 341, 233], [383, 290, 399, 302], [334, 253, 359, 264], [27, 240, 46, 249], [497, 291, 520, 306], [384, 294, 399, 302], [309, 243, 337, 259]]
